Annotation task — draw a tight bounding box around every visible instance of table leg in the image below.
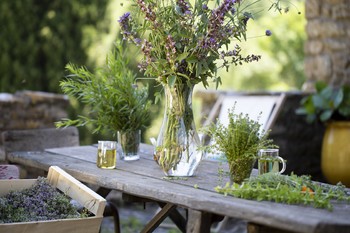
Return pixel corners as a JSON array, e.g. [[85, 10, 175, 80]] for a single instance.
[[158, 202, 187, 232], [247, 223, 296, 233], [95, 186, 112, 198], [186, 209, 212, 233], [141, 203, 177, 233], [122, 193, 187, 232]]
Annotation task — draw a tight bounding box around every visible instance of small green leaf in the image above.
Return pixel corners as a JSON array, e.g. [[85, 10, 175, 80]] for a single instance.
[[315, 81, 327, 92], [154, 91, 162, 104], [333, 88, 344, 108], [186, 56, 198, 63], [167, 75, 177, 87], [176, 52, 189, 61], [320, 110, 333, 122], [312, 95, 328, 109]]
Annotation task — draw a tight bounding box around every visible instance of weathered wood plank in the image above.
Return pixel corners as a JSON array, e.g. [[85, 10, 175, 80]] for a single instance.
[[7, 147, 350, 233], [46, 145, 233, 191]]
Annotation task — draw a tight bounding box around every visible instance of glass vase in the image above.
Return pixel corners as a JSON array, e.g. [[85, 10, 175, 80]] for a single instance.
[[229, 157, 256, 184], [117, 130, 141, 161], [154, 84, 202, 176]]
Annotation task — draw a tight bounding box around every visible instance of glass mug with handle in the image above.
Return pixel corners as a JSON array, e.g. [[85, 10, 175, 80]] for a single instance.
[[97, 141, 117, 169], [258, 149, 286, 175]]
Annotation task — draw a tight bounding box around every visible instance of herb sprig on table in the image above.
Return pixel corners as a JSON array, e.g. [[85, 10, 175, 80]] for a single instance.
[[215, 173, 350, 210], [0, 177, 85, 223]]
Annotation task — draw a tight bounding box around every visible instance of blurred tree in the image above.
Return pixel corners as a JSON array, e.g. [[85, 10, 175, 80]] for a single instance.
[[0, 0, 109, 93], [213, 0, 306, 91]]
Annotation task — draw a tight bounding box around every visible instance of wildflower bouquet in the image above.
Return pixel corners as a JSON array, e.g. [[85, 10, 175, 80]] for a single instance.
[[119, 0, 275, 89], [118, 0, 284, 176]]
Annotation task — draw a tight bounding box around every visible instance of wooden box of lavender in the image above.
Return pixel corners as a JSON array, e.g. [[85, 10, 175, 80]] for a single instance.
[[0, 166, 106, 233]]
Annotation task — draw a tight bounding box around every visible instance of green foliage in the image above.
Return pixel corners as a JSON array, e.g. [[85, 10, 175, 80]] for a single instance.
[[120, 216, 143, 233], [215, 173, 350, 210], [0, 0, 109, 93], [296, 81, 350, 123], [202, 106, 274, 161], [56, 42, 152, 134], [217, 0, 305, 91], [202, 106, 275, 183]]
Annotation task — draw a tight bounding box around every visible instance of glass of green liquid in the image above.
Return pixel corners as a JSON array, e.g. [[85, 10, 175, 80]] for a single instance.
[[97, 141, 117, 169], [258, 149, 286, 175]]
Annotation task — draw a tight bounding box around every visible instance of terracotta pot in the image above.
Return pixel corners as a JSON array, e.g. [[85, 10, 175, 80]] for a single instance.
[[321, 121, 350, 187]]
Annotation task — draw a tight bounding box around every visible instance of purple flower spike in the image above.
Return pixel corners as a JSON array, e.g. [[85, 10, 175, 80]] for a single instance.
[[134, 38, 142, 45], [265, 30, 272, 36], [230, 7, 236, 15], [176, 0, 192, 16], [118, 12, 130, 23]]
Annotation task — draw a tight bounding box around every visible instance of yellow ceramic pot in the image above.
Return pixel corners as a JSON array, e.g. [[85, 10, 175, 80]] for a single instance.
[[321, 121, 350, 187]]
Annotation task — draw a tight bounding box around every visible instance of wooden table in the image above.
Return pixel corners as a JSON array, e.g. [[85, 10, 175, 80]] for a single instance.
[[7, 144, 350, 233]]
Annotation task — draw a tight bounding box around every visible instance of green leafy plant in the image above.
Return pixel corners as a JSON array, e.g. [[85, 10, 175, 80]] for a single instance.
[[296, 81, 350, 123], [56, 42, 152, 134], [215, 173, 350, 210], [202, 106, 275, 183]]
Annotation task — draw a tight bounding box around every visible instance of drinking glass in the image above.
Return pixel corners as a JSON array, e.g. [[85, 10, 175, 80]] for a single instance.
[[258, 149, 286, 175], [97, 141, 117, 169], [117, 130, 140, 161]]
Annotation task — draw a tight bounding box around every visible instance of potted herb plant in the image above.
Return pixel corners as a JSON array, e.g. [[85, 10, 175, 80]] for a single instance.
[[56, 43, 152, 159], [202, 107, 275, 184], [296, 81, 350, 187]]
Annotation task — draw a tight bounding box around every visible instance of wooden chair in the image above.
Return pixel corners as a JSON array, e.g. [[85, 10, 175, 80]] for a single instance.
[[1, 127, 120, 233]]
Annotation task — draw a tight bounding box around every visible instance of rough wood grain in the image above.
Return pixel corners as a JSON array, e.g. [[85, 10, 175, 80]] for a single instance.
[[7, 145, 350, 233]]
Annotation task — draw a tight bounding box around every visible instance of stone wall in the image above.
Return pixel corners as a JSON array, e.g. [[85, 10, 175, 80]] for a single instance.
[[304, 0, 350, 86], [0, 91, 70, 160], [0, 91, 69, 133]]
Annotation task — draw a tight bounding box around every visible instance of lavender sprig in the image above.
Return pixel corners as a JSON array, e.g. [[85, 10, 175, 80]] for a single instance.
[[0, 177, 82, 223]]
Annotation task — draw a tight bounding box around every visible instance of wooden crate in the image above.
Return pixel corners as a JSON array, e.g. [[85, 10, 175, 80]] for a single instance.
[[0, 166, 106, 233]]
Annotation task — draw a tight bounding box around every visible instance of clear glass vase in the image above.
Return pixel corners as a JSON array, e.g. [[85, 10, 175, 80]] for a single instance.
[[154, 84, 202, 176]]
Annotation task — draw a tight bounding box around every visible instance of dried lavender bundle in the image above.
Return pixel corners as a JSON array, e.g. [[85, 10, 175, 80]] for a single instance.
[[0, 177, 83, 223]]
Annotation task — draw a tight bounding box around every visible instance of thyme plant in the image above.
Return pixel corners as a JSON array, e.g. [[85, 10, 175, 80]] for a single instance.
[[0, 177, 83, 223], [56, 43, 152, 134], [203, 106, 274, 183]]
